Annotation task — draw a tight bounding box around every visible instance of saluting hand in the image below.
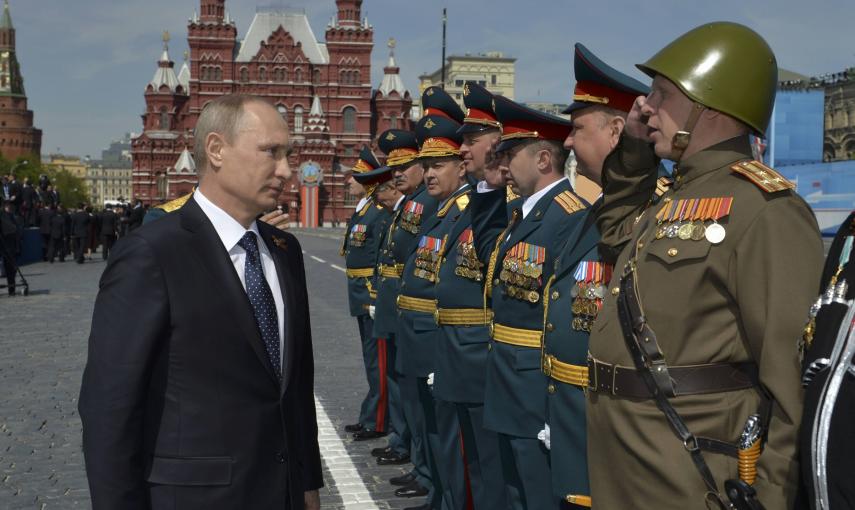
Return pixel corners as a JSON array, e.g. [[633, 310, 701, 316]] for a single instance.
[[260, 208, 290, 231], [625, 95, 650, 141]]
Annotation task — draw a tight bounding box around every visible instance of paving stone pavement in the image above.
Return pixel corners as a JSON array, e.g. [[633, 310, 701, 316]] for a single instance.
[[0, 230, 423, 509]]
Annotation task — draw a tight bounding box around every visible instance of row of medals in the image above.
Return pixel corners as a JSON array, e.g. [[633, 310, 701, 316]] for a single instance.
[[454, 243, 484, 282], [656, 219, 726, 244], [500, 257, 542, 304], [350, 231, 367, 247], [414, 249, 439, 282], [400, 218, 421, 234], [571, 281, 605, 332]]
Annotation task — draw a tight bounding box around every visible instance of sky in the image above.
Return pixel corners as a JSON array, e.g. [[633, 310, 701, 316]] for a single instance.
[[9, 0, 855, 158]]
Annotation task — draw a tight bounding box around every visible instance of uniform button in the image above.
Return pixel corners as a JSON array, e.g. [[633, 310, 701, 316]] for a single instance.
[[494, 278, 500, 287], [547, 384, 556, 394], [391, 242, 396, 248], [442, 257, 446, 264], [487, 343, 492, 351], [275, 452, 286, 464], [551, 291, 559, 301], [546, 322, 554, 332], [611, 287, 619, 296], [667, 248, 679, 257]]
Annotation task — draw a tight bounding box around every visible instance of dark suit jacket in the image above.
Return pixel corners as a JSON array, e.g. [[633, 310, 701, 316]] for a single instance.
[[100, 210, 119, 236], [49, 213, 66, 239], [71, 210, 91, 238], [128, 206, 145, 231], [78, 197, 323, 510], [38, 207, 55, 234]]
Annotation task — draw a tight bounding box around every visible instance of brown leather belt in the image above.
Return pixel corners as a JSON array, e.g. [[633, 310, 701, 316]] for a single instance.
[[587, 357, 759, 399]]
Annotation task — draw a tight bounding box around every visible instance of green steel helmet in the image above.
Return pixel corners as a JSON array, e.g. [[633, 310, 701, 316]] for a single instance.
[[637, 22, 777, 137]]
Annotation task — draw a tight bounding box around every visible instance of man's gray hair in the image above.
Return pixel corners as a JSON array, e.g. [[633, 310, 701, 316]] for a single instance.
[[193, 94, 270, 174]]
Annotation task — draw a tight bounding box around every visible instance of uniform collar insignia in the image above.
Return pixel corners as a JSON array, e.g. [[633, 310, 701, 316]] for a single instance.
[[272, 236, 288, 250]]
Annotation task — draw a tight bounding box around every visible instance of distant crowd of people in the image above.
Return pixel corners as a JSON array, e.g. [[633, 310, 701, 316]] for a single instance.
[[1, 171, 150, 296]]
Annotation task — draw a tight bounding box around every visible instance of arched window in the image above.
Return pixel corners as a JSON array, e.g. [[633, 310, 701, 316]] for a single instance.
[[343, 106, 357, 133], [277, 105, 288, 123], [390, 114, 398, 129], [159, 108, 169, 130], [259, 67, 267, 82], [274, 67, 285, 82], [240, 67, 248, 82], [313, 69, 321, 84], [214, 67, 222, 81], [295, 68, 303, 83], [156, 173, 167, 197], [354, 70, 360, 84], [294, 106, 304, 133]]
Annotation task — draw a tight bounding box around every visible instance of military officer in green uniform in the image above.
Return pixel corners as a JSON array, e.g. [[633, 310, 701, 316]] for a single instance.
[[430, 81, 509, 509], [395, 89, 470, 510], [539, 43, 652, 509], [371, 129, 439, 478], [342, 146, 393, 440], [469, 96, 589, 510], [587, 23, 822, 509]]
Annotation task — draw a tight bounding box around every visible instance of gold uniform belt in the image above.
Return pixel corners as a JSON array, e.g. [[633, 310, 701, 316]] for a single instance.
[[379, 264, 404, 278], [542, 354, 588, 387], [436, 308, 493, 326], [397, 295, 437, 314], [346, 267, 374, 278], [491, 323, 542, 348]]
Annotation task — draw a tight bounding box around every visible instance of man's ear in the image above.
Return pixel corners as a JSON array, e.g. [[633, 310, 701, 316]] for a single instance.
[[536, 147, 551, 173], [206, 132, 226, 171], [610, 116, 626, 150]]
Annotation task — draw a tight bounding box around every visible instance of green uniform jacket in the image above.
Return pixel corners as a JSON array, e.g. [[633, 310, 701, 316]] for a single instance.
[[373, 185, 438, 338], [343, 199, 390, 317], [588, 135, 822, 509]]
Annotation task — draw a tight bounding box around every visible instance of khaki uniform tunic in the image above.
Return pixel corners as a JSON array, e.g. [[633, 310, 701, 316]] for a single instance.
[[587, 136, 822, 509]]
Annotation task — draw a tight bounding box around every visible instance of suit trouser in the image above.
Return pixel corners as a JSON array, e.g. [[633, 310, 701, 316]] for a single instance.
[[47, 237, 65, 262], [1, 234, 15, 294], [400, 374, 435, 500], [41, 233, 50, 260], [101, 234, 116, 260], [431, 397, 467, 510], [385, 335, 410, 455], [498, 433, 553, 510], [456, 402, 508, 509], [356, 315, 388, 432], [72, 235, 87, 263]]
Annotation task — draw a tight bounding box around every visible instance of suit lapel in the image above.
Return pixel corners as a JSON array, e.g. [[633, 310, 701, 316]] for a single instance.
[[504, 180, 571, 250], [179, 198, 279, 384], [257, 224, 298, 394]]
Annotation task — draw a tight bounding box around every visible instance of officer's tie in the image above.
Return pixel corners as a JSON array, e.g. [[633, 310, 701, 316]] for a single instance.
[[238, 231, 281, 380]]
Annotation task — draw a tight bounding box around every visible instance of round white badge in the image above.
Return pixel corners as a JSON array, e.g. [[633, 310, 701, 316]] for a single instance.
[[705, 223, 726, 244]]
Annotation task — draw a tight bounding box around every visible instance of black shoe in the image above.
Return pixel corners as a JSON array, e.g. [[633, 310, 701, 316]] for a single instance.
[[371, 446, 392, 457], [404, 505, 430, 510], [390, 472, 416, 486], [395, 481, 428, 498], [377, 452, 410, 466], [344, 423, 363, 433], [352, 430, 388, 441]]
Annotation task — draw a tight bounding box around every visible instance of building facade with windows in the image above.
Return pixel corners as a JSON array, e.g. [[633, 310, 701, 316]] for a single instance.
[[417, 52, 515, 112], [132, 0, 412, 225]]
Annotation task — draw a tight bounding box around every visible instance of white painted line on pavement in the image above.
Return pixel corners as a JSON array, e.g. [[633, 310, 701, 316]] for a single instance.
[[302, 249, 306, 254], [330, 264, 346, 272], [310, 255, 327, 264], [314, 397, 380, 509]]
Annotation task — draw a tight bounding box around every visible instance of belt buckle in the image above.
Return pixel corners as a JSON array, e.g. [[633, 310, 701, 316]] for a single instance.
[[611, 364, 619, 396], [542, 354, 553, 377]]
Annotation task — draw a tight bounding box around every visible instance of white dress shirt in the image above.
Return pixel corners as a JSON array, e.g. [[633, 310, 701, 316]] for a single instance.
[[194, 190, 285, 370], [393, 194, 406, 211], [521, 177, 567, 219]]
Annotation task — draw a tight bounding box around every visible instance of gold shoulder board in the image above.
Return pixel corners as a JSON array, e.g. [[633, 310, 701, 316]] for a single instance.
[[155, 192, 193, 213], [554, 190, 587, 215], [730, 160, 795, 193], [506, 185, 520, 203], [455, 193, 471, 212], [655, 176, 674, 198]]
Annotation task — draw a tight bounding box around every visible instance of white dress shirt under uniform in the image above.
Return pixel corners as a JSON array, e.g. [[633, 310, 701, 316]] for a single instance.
[[194, 190, 285, 372]]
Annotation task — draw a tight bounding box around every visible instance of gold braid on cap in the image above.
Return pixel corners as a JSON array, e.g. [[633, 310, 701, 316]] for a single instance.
[[418, 137, 461, 158]]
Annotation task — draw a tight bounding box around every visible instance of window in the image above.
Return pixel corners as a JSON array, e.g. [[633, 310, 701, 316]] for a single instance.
[[214, 67, 222, 81], [343, 106, 357, 132], [259, 67, 267, 81], [294, 106, 304, 133], [159, 108, 169, 130], [295, 68, 303, 82], [455, 80, 463, 86], [491, 74, 497, 85], [156, 173, 167, 198], [390, 114, 398, 129], [277, 105, 287, 122], [240, 67, 249, 82], [274, 67, 286, 82], [478, 80, 486, 86], [313, 69, 321, 84]]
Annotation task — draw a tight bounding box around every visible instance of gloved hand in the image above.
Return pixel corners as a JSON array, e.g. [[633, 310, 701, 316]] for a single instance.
[[537, 423, 551, 450], [369, 305, 375, 319]]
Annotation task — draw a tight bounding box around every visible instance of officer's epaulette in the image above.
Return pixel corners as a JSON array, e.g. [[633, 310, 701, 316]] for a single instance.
[[654, 175, 674, 198], [455, 193, 471, 212], [730, 160, 795, 193], [554, 190, 587, 215], [154, 192, 192, 213], [357, 200, 372, 216], [437, 192, 465, 217], [506, 185, 520, 203]]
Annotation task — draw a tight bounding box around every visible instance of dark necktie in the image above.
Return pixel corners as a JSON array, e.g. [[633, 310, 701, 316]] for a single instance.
[[238, 231, 281, 379]]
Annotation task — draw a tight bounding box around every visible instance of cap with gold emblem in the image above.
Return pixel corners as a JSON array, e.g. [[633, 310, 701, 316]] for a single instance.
[[378, 129, 420, 168], [458, 81, 501, 134], [564, 43, 649, 115], [415, 115, 463, 160], [352, 164, 394, 191], [352, 145, 382, 174], [494, 95, 573, 153], [422, 85, 465, 123]]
